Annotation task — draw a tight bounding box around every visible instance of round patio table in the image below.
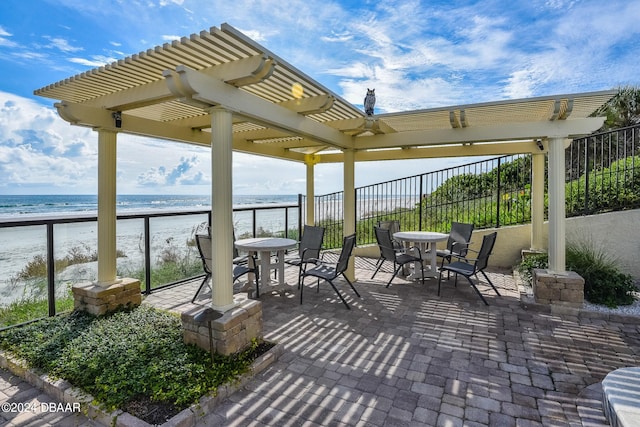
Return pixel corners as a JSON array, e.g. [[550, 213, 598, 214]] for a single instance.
[[393, 231, 449, 279], [234, 237, 297, 292]]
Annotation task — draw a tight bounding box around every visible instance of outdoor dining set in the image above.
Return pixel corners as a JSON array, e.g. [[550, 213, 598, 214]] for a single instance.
[[193, 221, 501, 309]]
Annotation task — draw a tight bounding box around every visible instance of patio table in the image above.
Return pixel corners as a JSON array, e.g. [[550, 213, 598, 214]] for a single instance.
[[234, 237, 297, 293], [393, 231, 449, 279]]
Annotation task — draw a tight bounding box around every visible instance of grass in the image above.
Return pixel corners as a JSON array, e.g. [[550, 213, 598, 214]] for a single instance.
[[0, 288, 75, 327], [0, 305, 273, 424]]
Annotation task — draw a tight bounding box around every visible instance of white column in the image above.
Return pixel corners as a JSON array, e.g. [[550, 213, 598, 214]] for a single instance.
[[343, 149, 356, 280], [531, 152, 546, 251], [210, 107, 235, 310], [304, 154, 317, 225], [547, 137, 568, 272], [97, 129, 118, 285]]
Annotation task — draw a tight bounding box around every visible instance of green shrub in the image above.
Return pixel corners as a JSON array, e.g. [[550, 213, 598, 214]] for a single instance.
[[566, 239, 636, 307], [0, 305, 271, 422], [516, 240, 636, 308], [516, 253, 548, 287], [16, 245, 126, 280], [565, 156, 640, 215]]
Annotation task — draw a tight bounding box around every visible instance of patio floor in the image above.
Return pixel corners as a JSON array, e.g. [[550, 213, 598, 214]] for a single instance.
[[143, 255, 640, 426]]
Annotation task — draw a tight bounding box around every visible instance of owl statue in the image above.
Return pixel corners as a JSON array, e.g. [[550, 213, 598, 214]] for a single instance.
[[364, 88, 376, 116]]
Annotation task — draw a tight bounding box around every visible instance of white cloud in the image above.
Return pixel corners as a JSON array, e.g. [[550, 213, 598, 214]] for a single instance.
[[161, 35, 182, 42], [0, 25, 17, 48], [43, 36, 83, 53], [544, 0, 577, 9], [136, 156, 205, 186], [68, 56, 116, 67], [320, 31, 353, 43], [0, 92, 97, 193]]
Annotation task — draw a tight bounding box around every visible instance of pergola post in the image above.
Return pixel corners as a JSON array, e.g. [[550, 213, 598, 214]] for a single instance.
[[547, 137, 568, 272], [182, 106, 263, 356], [343, 149, 356, 280], [305, 154, 318, 225], [72, 129, 141, 316], [209, 107, 235, 311], [97, 129, 118, 285], [530, 152, 546, 251], [532, 136, 584, 308]]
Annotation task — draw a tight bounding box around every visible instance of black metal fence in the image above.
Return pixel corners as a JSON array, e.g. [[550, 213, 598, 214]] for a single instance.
[[0, 202, 300, 321], [310, 124, 640, 248], [308, 154, 532, 248], [566, 124, 640, 216]]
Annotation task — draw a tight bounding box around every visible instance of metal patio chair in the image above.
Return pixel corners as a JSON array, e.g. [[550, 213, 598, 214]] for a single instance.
[[371, 226, 425, 286], [300, 233, 360, 309], [192, 233, 259, 303], [283, 225, 325, 289], [437, 231, 500, 305], [436, 222, 474, 276]]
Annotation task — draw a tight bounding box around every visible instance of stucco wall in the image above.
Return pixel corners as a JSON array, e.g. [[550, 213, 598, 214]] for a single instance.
[[354, 209, 640, 279], [566, 210, 640, 280]]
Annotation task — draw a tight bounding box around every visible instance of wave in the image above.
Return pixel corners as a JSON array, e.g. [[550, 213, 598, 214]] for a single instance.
[[0, 194, 298, 219]]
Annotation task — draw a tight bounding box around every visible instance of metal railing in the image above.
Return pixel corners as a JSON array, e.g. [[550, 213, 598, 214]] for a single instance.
[[566, 124, 640, 215], [0, 201, 301, 319], [310, 154, 532, 248]]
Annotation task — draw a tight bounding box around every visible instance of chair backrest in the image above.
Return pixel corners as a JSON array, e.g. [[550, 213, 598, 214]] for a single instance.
[[196, 234, 213, 275], [447, 222, 474, 255], [475, 232, 497, 271], [232, 228, 241, 258], [374, 226, 398, 260], [204, 225, 238, 258], [299, 225, 325, 260], [377, 219, 400, 236], [335, 234, 357, 275]]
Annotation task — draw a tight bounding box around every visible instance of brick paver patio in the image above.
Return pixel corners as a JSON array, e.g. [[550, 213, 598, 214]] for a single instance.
[[146, 256, 640, 426], [3, 256, 639, 426]]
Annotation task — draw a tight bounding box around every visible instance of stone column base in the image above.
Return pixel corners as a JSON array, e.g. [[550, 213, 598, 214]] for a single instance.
[[532, 269, 584, 307], [181, 294, 263, 356], [72, 278, 142, 316]]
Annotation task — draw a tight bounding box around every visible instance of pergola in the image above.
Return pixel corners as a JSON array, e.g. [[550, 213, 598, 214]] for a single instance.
[[35, 23, 615, 312]]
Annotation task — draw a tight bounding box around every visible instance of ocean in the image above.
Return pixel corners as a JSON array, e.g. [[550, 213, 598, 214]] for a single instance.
[[0, 194, 300, 305], [0, 194, 298, 218]]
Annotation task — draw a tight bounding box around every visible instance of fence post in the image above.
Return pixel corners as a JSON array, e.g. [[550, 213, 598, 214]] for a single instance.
[[46, 222, 55, 317], [419, 177, 424, 231], [298, 193, 303, 231], [252, 210, 257, 237], [144, 217, 151, 294], [496, 157, 502, 228], [584, 137, 590, 214]]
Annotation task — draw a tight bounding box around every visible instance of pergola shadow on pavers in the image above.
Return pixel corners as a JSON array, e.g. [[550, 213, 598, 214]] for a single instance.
[[143, 261, 640, 426]]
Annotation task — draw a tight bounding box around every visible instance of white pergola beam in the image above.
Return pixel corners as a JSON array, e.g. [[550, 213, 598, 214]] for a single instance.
[[55, 102, 211, 144], [355, 118, 606, 150], [232, 138, 305, 161], [314, 140, 545, 163], [165, 66, 355, 150], [278, 95, 335, 115]]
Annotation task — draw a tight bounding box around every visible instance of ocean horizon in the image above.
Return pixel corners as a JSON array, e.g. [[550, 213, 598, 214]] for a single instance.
[[0, 194, 299, 219]]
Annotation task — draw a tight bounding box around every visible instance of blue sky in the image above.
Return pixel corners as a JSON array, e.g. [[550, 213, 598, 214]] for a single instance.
[[1, 0, 639, 195]]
